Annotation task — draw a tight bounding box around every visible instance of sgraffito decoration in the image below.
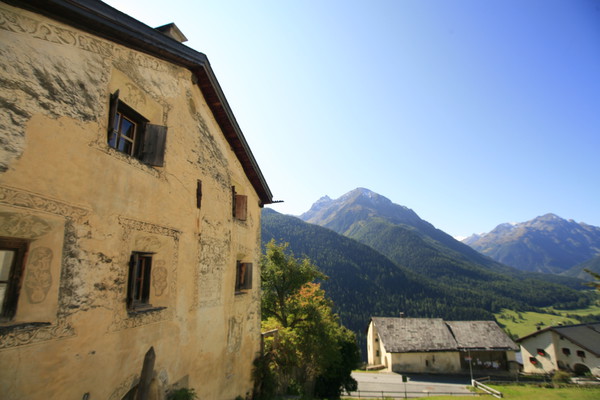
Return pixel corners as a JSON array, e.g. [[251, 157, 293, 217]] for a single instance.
[[24, 247, 53, 303], [152, 260, 168, 296]]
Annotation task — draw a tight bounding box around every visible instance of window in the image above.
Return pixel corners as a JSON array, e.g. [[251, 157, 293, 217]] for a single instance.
[[576, 350, 585, 358], [537, 348, 546, 356], [108, 90, 167, 166], [0, 238, 29, 321], [235, 261, 252, 292], [127, 252, 153, 309], [562, 348, 571, 356], [232, 186, 247, 221]]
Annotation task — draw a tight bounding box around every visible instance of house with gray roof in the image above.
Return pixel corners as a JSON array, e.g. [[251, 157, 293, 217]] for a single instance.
[[367, 317, 519, 374], [517, 323, 600, 376]]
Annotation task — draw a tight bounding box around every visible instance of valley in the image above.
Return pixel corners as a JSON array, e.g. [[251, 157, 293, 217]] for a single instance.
[[262, 188, 600, 357]]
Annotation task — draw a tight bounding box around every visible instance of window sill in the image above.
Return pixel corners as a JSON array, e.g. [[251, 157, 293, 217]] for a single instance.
[[127, 306, 166, 316], [0, 321, 51, 335], [234, 290, 250, 296]]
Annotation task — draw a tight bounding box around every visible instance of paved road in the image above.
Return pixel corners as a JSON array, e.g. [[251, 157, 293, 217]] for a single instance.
[[348, 371, 473, 398]]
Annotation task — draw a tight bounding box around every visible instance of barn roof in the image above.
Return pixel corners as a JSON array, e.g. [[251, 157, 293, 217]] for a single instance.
[[371, 317, 518, 353], [446, 321, 519, 351]]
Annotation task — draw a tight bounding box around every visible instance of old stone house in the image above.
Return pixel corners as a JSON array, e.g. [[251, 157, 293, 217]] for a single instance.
[[0, 0, 272, 399], [517, 323, 600, 376], [367, 317, 519, 374]]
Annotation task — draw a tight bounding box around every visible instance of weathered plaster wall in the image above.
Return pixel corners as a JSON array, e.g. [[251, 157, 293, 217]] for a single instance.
[[391, 351, 461, 374], [0, 3, 262, 399]]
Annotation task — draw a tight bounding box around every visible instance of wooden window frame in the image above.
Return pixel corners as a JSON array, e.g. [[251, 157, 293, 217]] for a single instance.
[[0, 237, 29, 321], [231, 186, 248, 221], [127, 252, 153, 310], [108, 90, 168, 167], [235, 261, 252, 292]]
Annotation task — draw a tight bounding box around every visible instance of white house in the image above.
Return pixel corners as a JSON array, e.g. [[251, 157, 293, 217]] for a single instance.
[[517, 323, 600, 376]]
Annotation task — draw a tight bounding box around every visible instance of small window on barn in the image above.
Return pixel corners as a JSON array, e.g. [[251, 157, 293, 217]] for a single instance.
[[562, 348, 571, 356], [235, 261, 252, 292], [0, 238, 29, 321], [108, 90, 167, 166], [576, 350, 585, 358], [231, 186, 247, 221]]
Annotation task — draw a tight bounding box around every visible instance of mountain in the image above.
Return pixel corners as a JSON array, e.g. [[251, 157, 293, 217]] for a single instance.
[[262, 207, 591, 356], [561, 255, 600, 281], [299, 188, 583, 290], [463, 213, 600, 274]]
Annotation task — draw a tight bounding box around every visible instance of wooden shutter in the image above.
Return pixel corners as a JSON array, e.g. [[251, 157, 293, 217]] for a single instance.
[[107, 90, 120, 139], [235, 195, 247, 221], [231, 186, 236, 217], [235, 261, 242, 291], [243, 263, 253, 289], [126, 253, 137, 309], [235, 262, 253, 291], [140, 124, 168, 167]]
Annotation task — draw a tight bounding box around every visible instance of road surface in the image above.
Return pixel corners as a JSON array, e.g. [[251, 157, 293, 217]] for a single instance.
[[348, 371, 473, 398]]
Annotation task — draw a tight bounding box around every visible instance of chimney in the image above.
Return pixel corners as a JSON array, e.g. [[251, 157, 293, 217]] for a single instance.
[[155, 23, 188, 43]]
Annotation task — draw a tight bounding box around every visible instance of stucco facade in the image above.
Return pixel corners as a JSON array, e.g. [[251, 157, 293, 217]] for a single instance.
[[0, 1, 272, 399], [518, 325, 600, 376]]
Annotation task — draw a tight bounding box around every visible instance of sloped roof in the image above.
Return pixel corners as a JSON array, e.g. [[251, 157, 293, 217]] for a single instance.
[[517, 323, 600, 357], [371, 317, 518, 353], [446, 321, 519, 351], [8, 0, 273, 205]]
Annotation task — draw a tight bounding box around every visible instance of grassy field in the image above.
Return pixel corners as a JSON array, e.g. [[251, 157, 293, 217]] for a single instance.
[[494, 304, 600, 339], [428, 384, 600, 399]]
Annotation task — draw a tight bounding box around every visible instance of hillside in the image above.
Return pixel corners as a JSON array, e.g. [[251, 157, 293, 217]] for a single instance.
[[463, 213, 600, 274], [561, 255, 600, 281], [262, 207, 592, 355]]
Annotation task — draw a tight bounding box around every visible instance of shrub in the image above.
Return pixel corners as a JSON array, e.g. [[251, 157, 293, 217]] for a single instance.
[[552, 370, 572, 386], [167, 388, 198, 400]]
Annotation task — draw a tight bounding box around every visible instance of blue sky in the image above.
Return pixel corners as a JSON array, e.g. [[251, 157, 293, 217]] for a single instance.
[[105, 0, 600, 238]]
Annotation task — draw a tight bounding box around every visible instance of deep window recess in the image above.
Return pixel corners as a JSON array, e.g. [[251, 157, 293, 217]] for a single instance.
[[562, 348, 571, 356], [576, 350, 585, 358], [235, 262, 252, 292], [127, 252, 153, 310], [107, 90, 168, 167], [231, 186, 248, 221], [0, 238, 29, 321], [537, 348, 546, 356]]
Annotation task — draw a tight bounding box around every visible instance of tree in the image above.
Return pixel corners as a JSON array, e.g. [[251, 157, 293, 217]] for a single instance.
[[584, 268, 600, 291], [258, 240, 360, 399]]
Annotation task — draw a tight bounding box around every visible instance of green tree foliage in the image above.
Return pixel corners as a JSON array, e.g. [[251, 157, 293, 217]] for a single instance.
[[584, 268, 600, 291], [259, 240, 360, 399]]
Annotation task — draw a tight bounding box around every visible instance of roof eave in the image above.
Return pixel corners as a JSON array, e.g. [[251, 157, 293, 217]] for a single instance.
[[8, 0, 273, 205]]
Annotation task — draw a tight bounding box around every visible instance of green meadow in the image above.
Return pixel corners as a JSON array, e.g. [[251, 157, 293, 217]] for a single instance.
[[494, 304, 600, 339]]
